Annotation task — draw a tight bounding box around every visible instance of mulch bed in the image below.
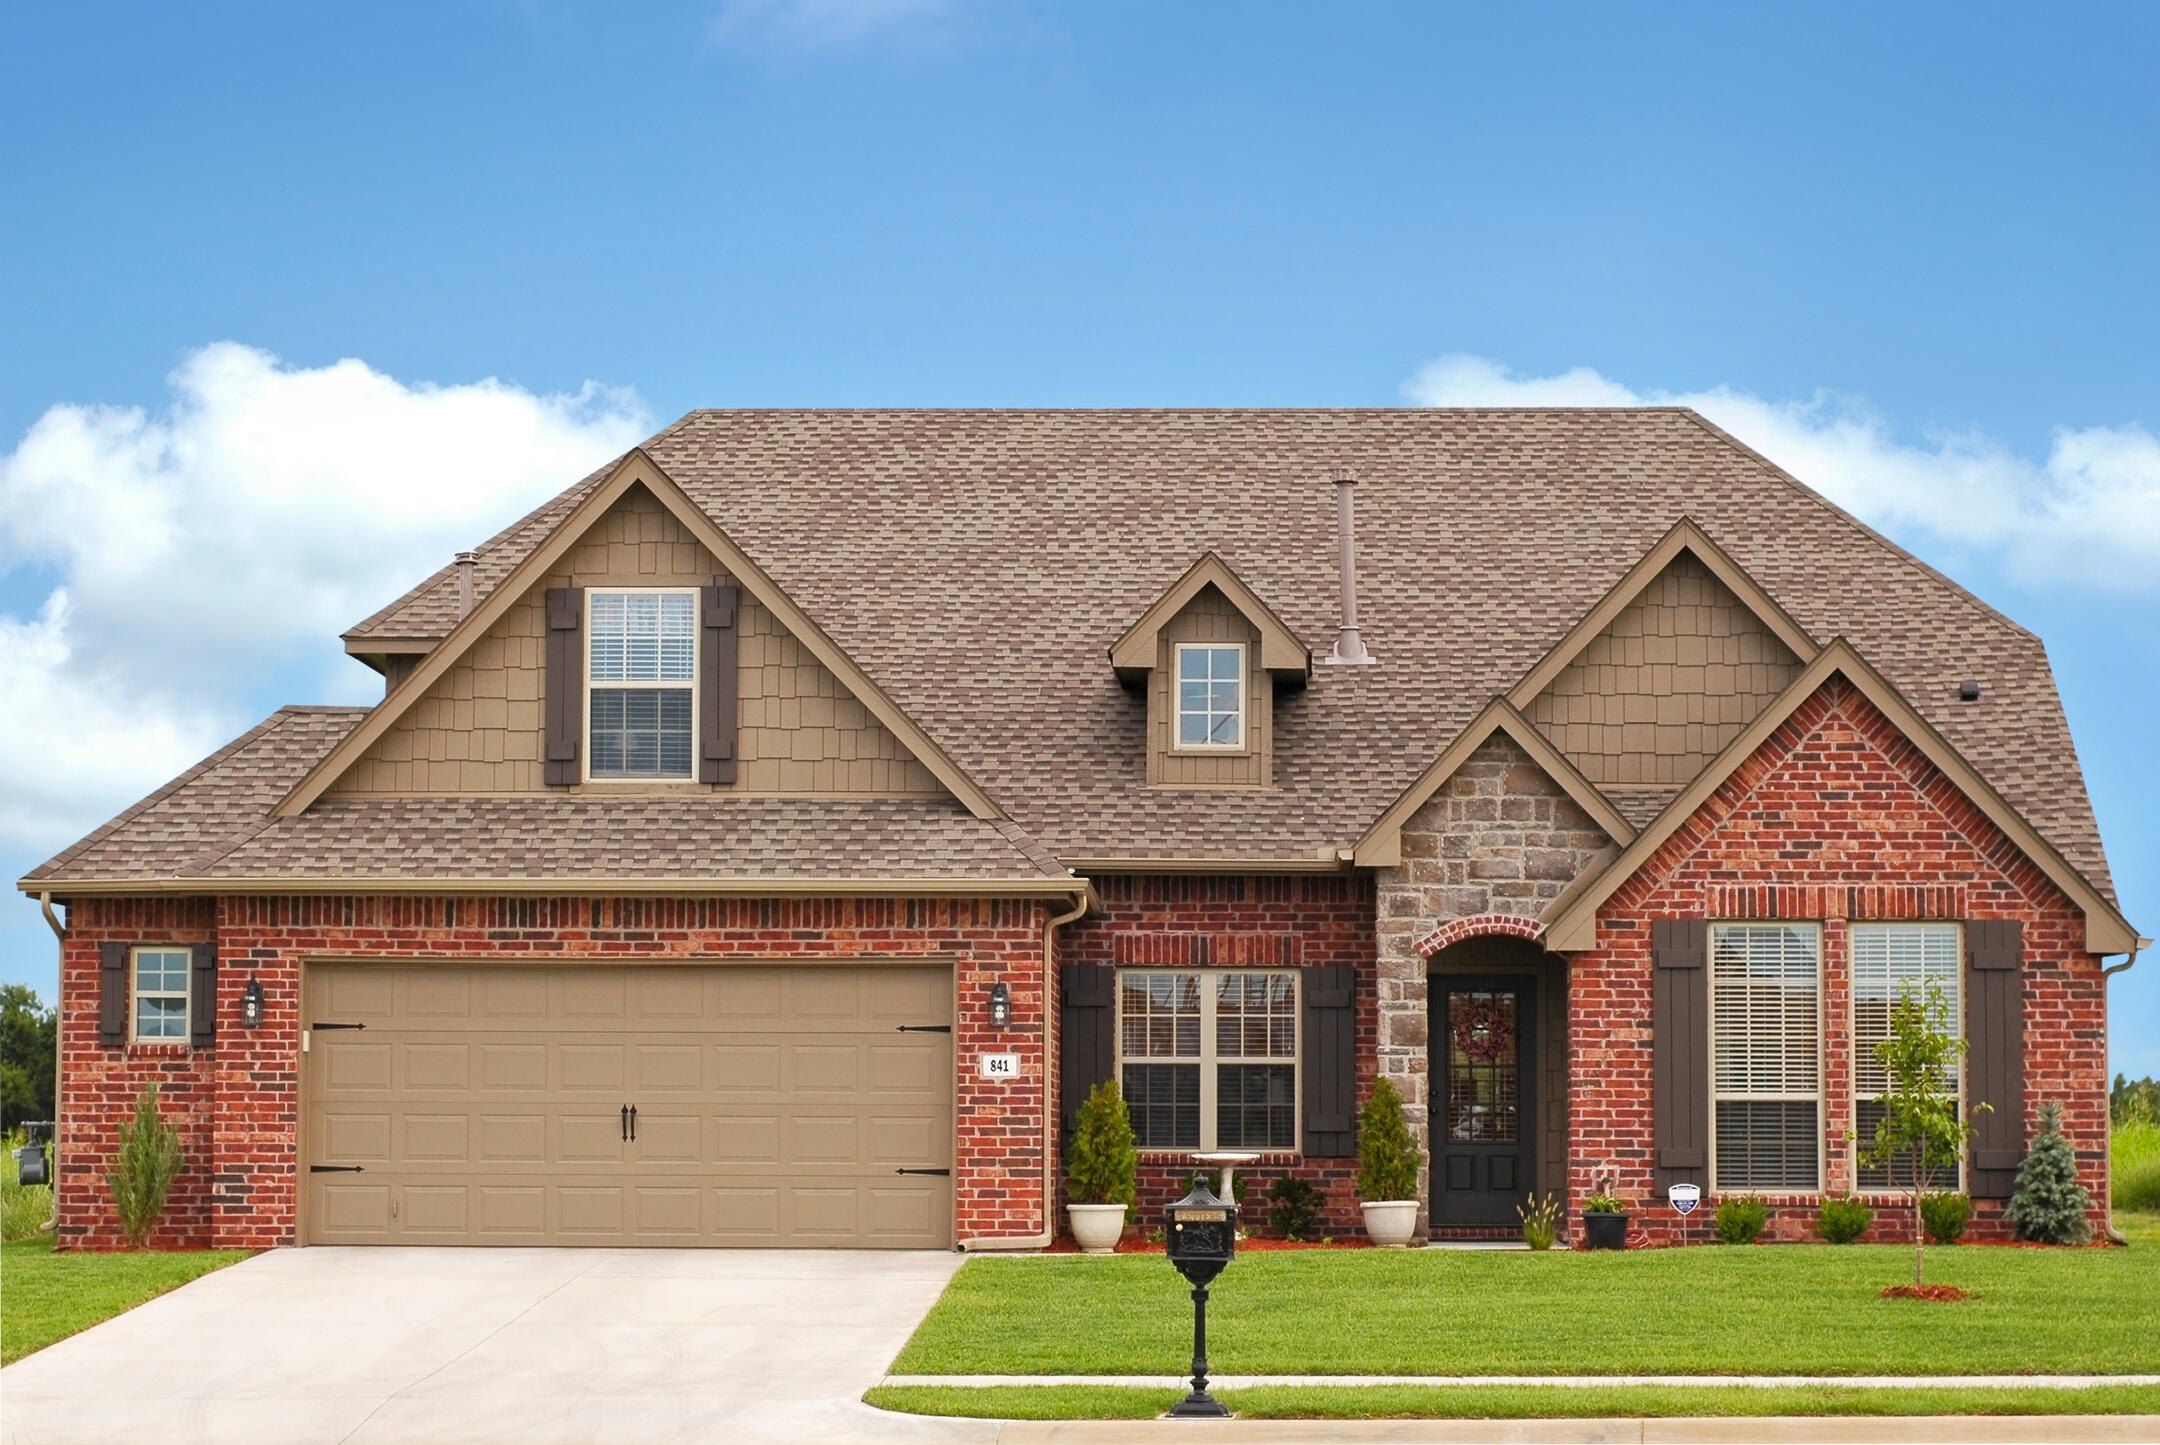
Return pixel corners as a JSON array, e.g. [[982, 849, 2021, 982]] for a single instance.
[[1879, 1284, 1972, 1302], [1046, 1236, 1373, 1254]]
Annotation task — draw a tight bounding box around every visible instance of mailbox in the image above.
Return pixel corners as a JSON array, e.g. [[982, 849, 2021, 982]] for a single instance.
[[1166, 1181, 1237, 1287]]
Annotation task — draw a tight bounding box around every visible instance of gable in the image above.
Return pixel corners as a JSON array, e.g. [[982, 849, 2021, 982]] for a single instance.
[[1146, 584, 1271, 788], [1109, 552, 1309, 682], [1525, 550, 1803, 787], [331, 487, 944, 798]]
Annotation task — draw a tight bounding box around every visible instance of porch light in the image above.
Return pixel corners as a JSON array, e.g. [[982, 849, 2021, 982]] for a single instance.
[[987, 981, 1012, 1029], [242, 975, 266, 1029]]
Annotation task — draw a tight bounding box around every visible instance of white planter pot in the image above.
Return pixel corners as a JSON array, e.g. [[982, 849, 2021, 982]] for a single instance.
[[1067, 1203, 1128, 1255], [1362, 1199, 1420, 1249]]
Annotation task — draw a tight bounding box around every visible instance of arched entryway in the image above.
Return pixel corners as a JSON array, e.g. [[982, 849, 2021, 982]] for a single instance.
[[1426, 932, 1569, 1231]]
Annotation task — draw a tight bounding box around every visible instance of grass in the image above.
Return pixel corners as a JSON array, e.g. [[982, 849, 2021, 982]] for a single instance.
[[893, 1227, 2160, 1377], [865, 1383, 2160, 1420], [1, 1235, 251, 1365], [2117, 1121, 2160, 1213]]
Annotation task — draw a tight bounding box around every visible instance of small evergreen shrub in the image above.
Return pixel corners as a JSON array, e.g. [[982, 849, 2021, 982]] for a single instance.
[[1356, 1077, 1422, 1202], [1066, 1080, 1136, 1207], [108, 1082, 185, 1248], [1921, 1191, 1972, 1245], [1265, 1174, 1326, 1241], [2008, 1100, 2093, 1245], [1813, 1194, 1875, 1244], [1713, 1193, 1769, 1244], [1518, 1192, 1561, 1250]]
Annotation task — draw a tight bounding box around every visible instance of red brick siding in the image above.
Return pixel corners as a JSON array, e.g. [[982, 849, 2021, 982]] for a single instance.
[[1572, 678, 2112, 1244], [1056, 873, 1377, 1238], [55, 894, 1048, 1250]]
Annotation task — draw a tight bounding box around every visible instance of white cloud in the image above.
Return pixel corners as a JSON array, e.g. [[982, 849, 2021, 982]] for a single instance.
[[1404, 353, 2160, 590], [708, 0, 956, 52], [0, 342, 648, 857]]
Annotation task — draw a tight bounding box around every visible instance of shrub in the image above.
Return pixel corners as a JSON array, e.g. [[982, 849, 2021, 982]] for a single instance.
[[1356, 1077, 1422, 1202], [1066, 1080, 1136, 1207], [1921, 1191, 1972, 1245], [108, 1082, 185, 1248], [1185, 1169, 1248, 1205], [1518, 1192, 1561, 1250], [2111, 1074, 2158, 1126], [2113, 1119, 2160, 1213], [1713, 1193, 1768, 1244], [1265, 1175, 1326, 1241], [2008, 1100, 2093, 1245], [1813, 1194, 1875, 1244]]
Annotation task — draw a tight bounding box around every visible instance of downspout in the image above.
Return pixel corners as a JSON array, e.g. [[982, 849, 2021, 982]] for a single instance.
[[2101, 937, 2150, 1246], [957, 886, 1091, 1252], [39, 893, 64, 1233]]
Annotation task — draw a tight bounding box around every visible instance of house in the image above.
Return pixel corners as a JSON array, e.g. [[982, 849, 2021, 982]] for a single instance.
[[22, 409, 2141, 1250]]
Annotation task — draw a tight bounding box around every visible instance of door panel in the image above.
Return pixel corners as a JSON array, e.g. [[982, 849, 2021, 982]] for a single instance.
[[1431, 977, 1537, 1228]]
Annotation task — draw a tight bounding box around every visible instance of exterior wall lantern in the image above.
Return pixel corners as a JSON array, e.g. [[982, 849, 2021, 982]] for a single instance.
[[1164, 1179, 1238, 1417], [242, 975, 266, 1029], [987, 981, 1012, 1029]]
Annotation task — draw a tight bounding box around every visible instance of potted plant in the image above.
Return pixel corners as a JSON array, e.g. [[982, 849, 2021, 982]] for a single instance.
[[1066, 1079, 1136, 1254], [1581, 1166, 1628, 1250], [1356, 1077, 1423, 1247]]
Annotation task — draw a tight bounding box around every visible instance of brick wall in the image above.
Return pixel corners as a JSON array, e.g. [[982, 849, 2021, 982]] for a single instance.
[[1056, 873, 1376, 1238], [1573, 678, 2112, 1244], [54, 893, 1048, 1249]]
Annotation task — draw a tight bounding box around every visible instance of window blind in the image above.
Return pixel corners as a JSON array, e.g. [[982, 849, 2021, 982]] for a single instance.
[[1711, 923, 1820, 1191]]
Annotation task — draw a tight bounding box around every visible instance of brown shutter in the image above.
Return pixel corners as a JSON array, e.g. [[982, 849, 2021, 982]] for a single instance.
[[99, 941, 129, 1047], [700, 584, 739, 785], [189, 943, 218, 1048], [1966, 919, 2024, 1198], [1060, 965, 1115, 1142], [1652, 919, 1710, 1190], [1302, 966, 1356, 1157], [544, 587, 583, 787]]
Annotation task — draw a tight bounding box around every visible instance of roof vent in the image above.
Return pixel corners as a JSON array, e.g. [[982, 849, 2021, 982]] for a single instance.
[[1320, 471, 1376, 667], [456, 550, 479, 619], [1958, 680, 1981, 702]]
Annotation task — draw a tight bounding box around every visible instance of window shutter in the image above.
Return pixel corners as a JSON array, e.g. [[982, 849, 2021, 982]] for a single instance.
[[543, 587, 584, 787], [1060, 965, 1115, 1143], [1652, 919, 1710, 1189], [1965, 919, 2024, 1198], [700, 584, 739, 785], [1301, 965, 1356, 1157], [99, 941, 129, 1047], [189, 943, 218, 1048]]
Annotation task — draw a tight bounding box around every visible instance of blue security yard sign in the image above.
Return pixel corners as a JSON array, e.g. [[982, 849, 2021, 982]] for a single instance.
[[1668, 1183, 1700, 1216]]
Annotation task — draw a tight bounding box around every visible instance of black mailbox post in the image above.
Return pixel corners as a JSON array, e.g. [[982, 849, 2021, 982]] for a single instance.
[[1164, 1180, 1237, 1418]]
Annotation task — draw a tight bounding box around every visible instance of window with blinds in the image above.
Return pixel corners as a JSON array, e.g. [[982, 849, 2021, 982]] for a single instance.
[[1853, 922, 1962, 1190], [1116, 969, 1297, 1151], [587, 589, 697, 779], [1711, 923, 1821, 1191]]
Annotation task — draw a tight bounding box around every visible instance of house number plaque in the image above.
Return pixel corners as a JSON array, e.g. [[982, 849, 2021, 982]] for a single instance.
[[978, 1053, 1021, 1079]]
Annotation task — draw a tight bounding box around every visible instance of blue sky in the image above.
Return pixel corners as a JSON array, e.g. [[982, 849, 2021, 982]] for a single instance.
[[2, 1, 2155, 1073]]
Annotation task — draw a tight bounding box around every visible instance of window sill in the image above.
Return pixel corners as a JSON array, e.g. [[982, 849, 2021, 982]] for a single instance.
[[121, 1042, 196, 1059], [1137, 1150, 1303, 1165]]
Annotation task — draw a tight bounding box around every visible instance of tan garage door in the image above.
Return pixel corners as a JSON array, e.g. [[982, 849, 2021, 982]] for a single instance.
[[303, 962, 952, 1247]]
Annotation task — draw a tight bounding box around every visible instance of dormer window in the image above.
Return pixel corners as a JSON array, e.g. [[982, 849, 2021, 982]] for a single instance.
[[1176, 644, 1246, 749], [587, 589, 697, 779]]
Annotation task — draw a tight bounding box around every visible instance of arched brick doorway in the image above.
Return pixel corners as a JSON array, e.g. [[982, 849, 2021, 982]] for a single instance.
[[1425, 932, 1568, 1231]]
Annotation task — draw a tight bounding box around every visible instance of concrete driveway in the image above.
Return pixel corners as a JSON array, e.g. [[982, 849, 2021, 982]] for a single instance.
[[1, 1247, 992, 1445]]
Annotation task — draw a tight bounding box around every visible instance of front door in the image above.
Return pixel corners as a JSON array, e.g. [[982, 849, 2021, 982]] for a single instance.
[[1431, 977, 1536, 1228]]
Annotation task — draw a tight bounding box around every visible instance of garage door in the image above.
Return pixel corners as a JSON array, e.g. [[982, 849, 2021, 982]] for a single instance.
[[303, 962, 952, 1247]]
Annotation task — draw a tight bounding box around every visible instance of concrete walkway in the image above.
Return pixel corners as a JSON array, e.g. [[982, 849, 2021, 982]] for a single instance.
[[0, 1246, 989, 1445]]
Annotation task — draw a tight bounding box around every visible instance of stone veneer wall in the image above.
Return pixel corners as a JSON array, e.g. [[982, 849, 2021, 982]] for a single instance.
[[1373, 733, 1618, 1217]]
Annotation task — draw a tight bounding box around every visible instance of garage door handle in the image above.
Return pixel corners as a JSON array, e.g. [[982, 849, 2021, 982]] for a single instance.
[[312, 1021, 366, 1031], [895, 1167, 951, 1176], [310, 1165, 364, 1174], [896, 1024, 952, 1033], [628, 1105, 636, 1142]]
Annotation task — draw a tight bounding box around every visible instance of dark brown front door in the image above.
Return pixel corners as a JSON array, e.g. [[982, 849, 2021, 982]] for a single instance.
[[1432, 977, 1536, 1228]]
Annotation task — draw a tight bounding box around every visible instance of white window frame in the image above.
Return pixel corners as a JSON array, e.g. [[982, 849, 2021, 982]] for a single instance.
[[132, 946, 191, 1043], [1851, 922, 1964, 1192], [1171, 642, 1247, 752], [583, 586, 700, 783], [1708, 922, 1823, 1193], [1114, 968, 1300, 1153]]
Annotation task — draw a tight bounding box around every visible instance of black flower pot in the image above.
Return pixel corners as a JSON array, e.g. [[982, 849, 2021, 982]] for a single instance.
[[1582, 1212, 1630, 1250]]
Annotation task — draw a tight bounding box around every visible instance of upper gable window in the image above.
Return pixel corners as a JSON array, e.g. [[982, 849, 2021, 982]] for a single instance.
[[587, 589, 697, 779], [1175, 644, 1245, 750]]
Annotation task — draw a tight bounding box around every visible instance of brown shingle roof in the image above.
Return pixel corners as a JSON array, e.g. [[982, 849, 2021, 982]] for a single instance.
[[46, 409, 2116, 901]]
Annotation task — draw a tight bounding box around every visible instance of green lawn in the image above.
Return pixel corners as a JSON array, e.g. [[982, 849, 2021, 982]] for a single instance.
[[1, 1236, 251, 1365], [866, 1383, 2160, 1420], [891, 1214, 2160, 1377]]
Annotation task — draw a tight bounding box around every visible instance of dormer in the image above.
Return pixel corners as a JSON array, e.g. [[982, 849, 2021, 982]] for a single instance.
[[1109, 554, 1310, 788]]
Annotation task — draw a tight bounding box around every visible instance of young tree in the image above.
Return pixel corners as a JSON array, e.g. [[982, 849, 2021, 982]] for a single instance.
[[1857, 982, 1985, 1288], [2007, 1100, 2093, 1245], [107, 1082, 185, 1248]]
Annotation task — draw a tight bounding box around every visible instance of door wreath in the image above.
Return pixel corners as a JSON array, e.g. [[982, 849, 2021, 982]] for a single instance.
[[1450, 995, 1514, 1065]]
